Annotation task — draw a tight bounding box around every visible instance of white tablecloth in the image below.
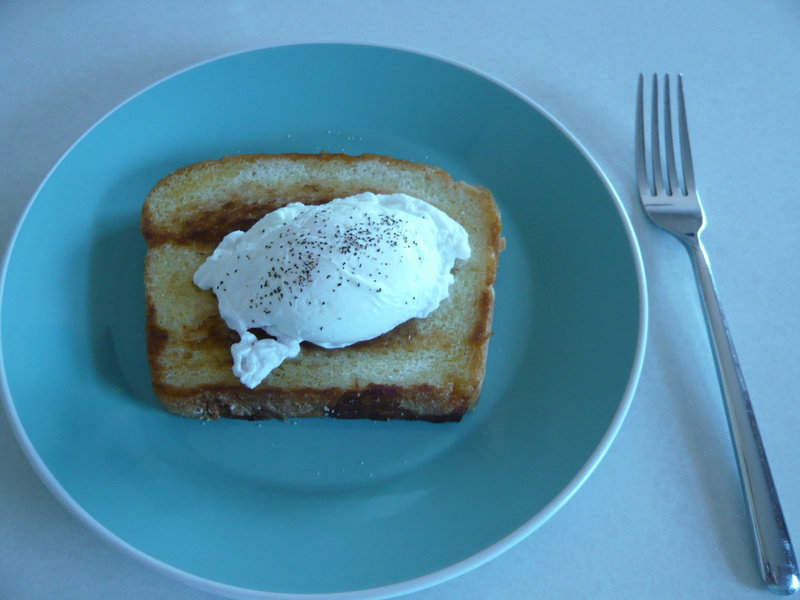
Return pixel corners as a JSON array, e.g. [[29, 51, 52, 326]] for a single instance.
[[2, 2, 799, 598]]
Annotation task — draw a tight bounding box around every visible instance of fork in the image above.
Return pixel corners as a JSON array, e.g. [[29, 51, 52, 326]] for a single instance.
[[636, 74, 799, 595]]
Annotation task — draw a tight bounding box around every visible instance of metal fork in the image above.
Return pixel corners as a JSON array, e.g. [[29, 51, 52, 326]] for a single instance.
[[636, 74, 799, 595]]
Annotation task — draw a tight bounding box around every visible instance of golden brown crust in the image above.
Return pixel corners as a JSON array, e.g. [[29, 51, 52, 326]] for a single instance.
[[142, 153, 502, 421]]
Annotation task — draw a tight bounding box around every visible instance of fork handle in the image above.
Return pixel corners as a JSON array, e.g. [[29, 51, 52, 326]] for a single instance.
[[687, 238, 799, 595]]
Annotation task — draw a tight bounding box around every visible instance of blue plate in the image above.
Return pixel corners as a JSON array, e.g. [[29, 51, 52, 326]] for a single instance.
[[0, 44, 646, 598]]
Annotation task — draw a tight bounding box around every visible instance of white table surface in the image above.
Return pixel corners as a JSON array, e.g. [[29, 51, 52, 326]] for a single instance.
[[2, 2, 799, 598]]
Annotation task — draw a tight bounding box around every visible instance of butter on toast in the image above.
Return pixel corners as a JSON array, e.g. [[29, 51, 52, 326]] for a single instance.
[[142, 153, 503, 421]]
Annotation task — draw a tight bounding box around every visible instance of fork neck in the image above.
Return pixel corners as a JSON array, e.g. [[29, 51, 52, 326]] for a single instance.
[[678, 230, 705, 252], [683, 234, 709, 267]]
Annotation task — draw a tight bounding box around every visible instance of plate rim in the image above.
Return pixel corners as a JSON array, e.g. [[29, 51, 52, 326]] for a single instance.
[[0, 41, 648, 599]]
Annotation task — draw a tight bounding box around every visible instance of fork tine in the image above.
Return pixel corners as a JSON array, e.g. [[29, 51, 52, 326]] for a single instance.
[[663, 75, 681, 195], [635, 74, 650, 195], [678, 74, 695, 193], [649, 74, 664, 195]]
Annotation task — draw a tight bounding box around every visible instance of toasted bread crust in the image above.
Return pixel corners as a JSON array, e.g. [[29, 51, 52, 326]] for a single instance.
[[154, 382, 472, 422], [143, 153, 502, 421]]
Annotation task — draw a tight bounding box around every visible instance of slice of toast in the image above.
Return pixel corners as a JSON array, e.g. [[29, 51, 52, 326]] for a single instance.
[[142, 153, 503, 421]]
